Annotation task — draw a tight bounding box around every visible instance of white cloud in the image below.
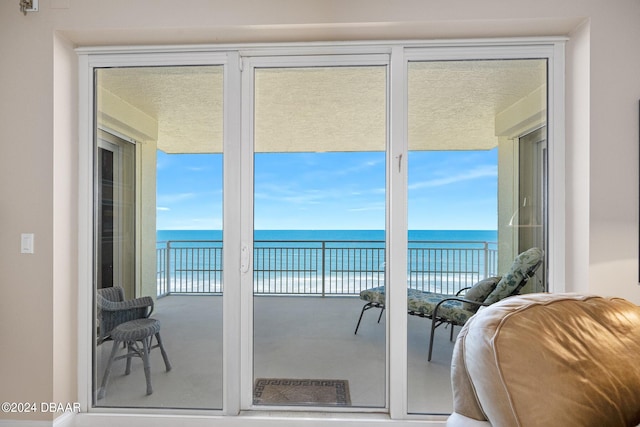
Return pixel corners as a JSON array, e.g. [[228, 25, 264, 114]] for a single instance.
[[335, 158, 384, 176], [408, 165, 497, 190], [255, 183, 328, 204], [156, 192, 197, 204], [347, 202, 385, 212]]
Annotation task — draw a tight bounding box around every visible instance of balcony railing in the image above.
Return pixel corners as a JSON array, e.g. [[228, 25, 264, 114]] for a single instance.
[[156, 239, 498, 297]]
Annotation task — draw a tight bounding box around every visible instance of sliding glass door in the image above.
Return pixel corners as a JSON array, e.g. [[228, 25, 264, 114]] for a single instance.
[[242, 58, 389, 409], [93, 64, 225, 409], [405, 57, 548, 414], [96, 130, 136, 293], [82, 41, 562, 419]]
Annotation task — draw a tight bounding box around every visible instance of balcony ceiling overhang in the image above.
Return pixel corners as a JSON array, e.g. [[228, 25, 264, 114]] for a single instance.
[[97, 59, 545, 154]]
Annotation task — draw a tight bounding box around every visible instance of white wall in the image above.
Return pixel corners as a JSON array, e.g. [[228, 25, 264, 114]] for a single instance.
[[585, 5, 640, 301], [565, 20, 591, 294], [139, 142, 158, 301], [1, 0, 640, 424]]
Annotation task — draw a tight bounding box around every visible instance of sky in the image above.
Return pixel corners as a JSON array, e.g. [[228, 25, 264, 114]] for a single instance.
[[156, 149, 498, 231]]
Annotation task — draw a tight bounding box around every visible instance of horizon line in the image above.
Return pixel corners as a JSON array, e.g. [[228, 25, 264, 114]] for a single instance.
[[156, 228, 498, 231]]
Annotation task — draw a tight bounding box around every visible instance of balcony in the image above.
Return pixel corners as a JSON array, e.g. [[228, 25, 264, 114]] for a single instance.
[[95, 239, 497, 411], [155, 239, 498, 297], [96, 293, 463, 412]]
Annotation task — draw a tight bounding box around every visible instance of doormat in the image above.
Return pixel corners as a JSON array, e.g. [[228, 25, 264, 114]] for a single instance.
[[253, 378, 351, 406]]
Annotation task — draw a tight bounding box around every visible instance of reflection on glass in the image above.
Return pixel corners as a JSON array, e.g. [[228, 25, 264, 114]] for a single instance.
[[406, 59, 547, 414]]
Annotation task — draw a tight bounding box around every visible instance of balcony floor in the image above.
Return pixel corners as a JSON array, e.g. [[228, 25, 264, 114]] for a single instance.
[[95, 295, 457, 414]]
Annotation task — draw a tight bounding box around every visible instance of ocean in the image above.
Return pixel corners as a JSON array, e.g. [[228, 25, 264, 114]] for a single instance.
[[157, 229, 497, 243], [156, 230, 498, 296]]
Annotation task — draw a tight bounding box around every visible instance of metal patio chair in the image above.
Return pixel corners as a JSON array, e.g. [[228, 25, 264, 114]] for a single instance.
[[354, 247, 544, 361]]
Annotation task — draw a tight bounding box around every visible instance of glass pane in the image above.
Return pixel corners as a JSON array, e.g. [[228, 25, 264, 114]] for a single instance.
[[93, 65, 224, 409], [406, 59, 547, 414], [252, 65, 387, 408]]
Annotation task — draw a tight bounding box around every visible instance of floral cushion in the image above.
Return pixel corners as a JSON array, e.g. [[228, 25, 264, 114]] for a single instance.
[[359, 286, 386, 305], [483, 247, 544, 305], [407, 290, 476, 326], [360, 286, 487, 326], [358, 248, 544, 330], [462, 276, 502, 311]]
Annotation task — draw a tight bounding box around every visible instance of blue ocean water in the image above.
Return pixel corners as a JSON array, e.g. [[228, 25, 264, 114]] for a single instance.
[[156, 230, 498, 295], [157, 229, 497, 243]]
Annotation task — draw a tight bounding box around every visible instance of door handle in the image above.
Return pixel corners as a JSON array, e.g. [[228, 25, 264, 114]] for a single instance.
[[241, 244, 250, 273]]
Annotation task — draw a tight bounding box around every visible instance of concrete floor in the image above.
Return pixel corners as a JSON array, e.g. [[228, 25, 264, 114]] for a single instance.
[[95, 295, 457, 414]]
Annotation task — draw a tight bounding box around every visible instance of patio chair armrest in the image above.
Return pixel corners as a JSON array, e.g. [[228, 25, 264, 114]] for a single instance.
[[456, 287, 472, 296], [432, 296, 489, 318], [99, 296, 154, 317]]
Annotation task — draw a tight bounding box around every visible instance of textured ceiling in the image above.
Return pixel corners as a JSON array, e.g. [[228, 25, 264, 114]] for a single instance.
[[98, 66, 223, 153], [409, 59, 547, 150], [97, 59, 546, 154], [254, 66, 387, 153]]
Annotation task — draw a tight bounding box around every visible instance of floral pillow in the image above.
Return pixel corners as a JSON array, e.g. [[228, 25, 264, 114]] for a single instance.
[[483, 247, 544, 305], [462, 276, 502, 311]]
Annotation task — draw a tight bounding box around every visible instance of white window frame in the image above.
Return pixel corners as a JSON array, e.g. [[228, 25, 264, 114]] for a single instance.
[[76, 37, 565, 426]]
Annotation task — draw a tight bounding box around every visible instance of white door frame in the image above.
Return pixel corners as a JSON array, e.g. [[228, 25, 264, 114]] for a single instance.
[[239, 53, 392, 412]]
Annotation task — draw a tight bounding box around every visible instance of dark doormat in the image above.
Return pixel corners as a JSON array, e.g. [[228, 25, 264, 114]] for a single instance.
[[253, 378, 351, 406]]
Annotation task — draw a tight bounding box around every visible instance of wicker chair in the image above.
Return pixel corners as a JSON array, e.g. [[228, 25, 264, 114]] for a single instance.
[[97, 286, 154, 344]]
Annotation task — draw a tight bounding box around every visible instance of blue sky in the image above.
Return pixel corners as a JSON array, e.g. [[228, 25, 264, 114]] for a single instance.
[[156, 149, 498, 230]]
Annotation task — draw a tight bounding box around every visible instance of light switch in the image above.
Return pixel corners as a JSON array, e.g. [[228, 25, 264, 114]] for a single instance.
[[21, 233, 34, 254]]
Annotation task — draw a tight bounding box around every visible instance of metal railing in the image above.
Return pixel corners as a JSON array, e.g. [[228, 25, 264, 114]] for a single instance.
[[157, 240, 223, 297], [157, 239, 497, 297], [408, 241, 498, 295]]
